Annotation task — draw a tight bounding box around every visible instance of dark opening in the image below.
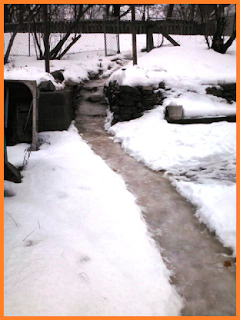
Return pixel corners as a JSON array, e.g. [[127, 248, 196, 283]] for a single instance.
[[5, 82, 33, 146]]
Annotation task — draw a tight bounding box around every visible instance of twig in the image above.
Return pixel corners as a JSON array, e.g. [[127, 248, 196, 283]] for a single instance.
[[79, 272, 89, 280], [23, 228, 37, 242], [5, 212, 18, 227]]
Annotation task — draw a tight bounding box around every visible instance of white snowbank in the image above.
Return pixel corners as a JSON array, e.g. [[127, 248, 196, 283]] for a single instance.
[[174, 181, 236, 256], [109, 107, 236, 172], [4, 126, 183, 316], [108, 41, 236, 87]]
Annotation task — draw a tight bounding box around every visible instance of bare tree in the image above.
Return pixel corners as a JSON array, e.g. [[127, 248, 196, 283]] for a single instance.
[[167, 4, 174, 19], [105, 4, 131, 20], [199, 4, 236, 54], [4, 5, 40, 64], [164, 4, 198, 21], [29, 4, 94, 60]]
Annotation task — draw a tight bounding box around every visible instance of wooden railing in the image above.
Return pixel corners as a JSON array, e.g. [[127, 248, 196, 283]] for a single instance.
[[4, 19, 204, 35]]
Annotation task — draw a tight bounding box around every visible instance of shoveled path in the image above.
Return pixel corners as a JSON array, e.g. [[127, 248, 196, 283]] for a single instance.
[[74, 78, 236, 316]]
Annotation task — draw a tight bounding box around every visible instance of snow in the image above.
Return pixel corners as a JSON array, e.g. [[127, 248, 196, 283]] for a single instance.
[[173, 181, 236, 255], [4, 126, 183, 316], [106, 37, 236, 255], [4, 33, 236, 315], [6, 143, 30, 168], [107, 40, 236, 118], [108, 42, 236, 86], [4, 33, 126, 87], [4, 52, 121, 88], [109, 107, 236, 173]]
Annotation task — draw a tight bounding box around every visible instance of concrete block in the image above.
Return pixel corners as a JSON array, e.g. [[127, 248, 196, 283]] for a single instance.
[[166, 105, 183, 120], [38, 89, 73, 132]]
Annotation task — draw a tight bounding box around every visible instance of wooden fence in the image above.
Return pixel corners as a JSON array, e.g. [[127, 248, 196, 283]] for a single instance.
[[4, 19, 204, 36]]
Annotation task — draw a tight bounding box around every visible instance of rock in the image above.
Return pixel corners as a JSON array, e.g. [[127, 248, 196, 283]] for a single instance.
[[111, 106, 120, 113], [104, 81, 165, 125], [38, 80, 56, 92], [141, 86, 153, 95], [83, 86, 98, 92], [119, 114, 132, 121], [120, 85, 139, 95], [4, 189, 16, 197], [64, 78, 81, 86], [206, 86, 223, 97], [221, 83, 236, 91], [87, 93, 105, 103], [51, 70, 64, 83], [4, 161, 22, 183], [120, 107, 131, 115], [132, 113, 142, 119], [158, 81, 166, 89], [206, 83, 236, 102], [88, 71, 99, 80], [117, 98, 135, 107]]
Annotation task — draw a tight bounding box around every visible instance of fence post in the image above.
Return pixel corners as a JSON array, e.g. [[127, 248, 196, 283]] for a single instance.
[[31, 83, 38, 151], [43, 5, 50, 73], [103, 17, 107, 56], [117, 18, 120, 53], [28, 22, 31, 56], [131, 5, 137, 65]]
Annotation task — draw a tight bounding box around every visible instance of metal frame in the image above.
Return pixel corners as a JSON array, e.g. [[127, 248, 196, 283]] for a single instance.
[[4, 80, 39, 151]]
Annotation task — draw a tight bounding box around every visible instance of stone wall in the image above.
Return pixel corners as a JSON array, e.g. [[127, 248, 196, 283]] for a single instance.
[[104, 81, 165, 125], [206, 83, 236, 103]]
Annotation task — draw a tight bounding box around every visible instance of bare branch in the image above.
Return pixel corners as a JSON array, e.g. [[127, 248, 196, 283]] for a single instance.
[[56, 34, 81, 60]]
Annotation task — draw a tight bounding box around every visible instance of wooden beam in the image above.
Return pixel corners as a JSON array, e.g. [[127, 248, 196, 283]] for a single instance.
[[161, 31, 180, 46], [131, 5, 137, 65]]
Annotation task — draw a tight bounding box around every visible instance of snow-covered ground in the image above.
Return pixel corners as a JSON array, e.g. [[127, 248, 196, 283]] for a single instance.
[[4, 34, 188, 316], [4, 33, 236, 315], [4, 127, 183, 316], [106, 37, 236, 256]]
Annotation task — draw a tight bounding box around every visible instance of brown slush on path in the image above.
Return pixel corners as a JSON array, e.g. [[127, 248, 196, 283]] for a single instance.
[[74, 78, 236, 316]]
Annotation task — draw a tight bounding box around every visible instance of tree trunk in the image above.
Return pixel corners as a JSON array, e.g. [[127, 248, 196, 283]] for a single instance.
[[211, 10, 236, 54], [113, 5, 120, 18], [190, 5, 195, 21], [44, 4, 92, 60], [43, 5, 50, 72], [4, 26, 18, 64], [212, 29, 236, 54], [146, 21, 154, 52], [167, 4, 174, 19], [27, 4, 43, 59]]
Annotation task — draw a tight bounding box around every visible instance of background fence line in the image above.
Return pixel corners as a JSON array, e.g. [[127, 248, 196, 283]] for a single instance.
[[5, 19, 203, 35], [4, 16, 235, 59]]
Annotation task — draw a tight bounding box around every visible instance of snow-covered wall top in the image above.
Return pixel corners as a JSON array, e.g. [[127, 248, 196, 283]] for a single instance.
[[107, 42, 236, 88]]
